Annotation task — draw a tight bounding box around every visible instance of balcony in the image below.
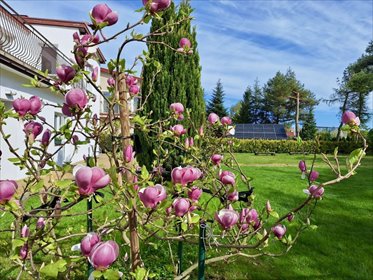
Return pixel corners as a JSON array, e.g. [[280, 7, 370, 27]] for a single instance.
[[0, 1, 72, 76]]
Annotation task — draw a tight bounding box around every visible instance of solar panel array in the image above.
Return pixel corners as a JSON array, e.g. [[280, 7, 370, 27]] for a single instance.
[[232, 124, 288, 140]]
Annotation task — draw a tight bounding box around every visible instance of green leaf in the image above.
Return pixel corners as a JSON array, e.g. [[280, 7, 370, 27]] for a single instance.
[[12, 239, 25, 250], [190, 214, 200, 224], [92, 270, 103, 278], [103, 269, 120, 280], [55, 179, 72, 189], [341, 125, 351, 132], [40, 259, 67, 278], [309, 225, 318, 230], [348, 148, 365, 166], [140, 165, 149, 180], [269, 211, 279, 219], [333, 146, 338, 158], [181, 221, 188, 232]]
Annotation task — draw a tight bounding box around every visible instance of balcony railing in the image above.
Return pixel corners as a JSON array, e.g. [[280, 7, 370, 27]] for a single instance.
[[0, 0, 72, 74]]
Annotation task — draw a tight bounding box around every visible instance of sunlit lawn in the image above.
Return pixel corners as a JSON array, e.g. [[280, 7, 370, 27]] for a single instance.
[[0, 154, 372, 279]]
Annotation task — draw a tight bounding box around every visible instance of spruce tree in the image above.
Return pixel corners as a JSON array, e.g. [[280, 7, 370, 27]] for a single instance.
[[206, 79, 228, 116], [137, 0, 205, 167], [300, 109, 317, 140], [236, 86, 253, 123]]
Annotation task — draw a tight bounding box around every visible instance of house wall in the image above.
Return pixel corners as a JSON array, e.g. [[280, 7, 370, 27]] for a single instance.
[[0, 65, 98, 180]]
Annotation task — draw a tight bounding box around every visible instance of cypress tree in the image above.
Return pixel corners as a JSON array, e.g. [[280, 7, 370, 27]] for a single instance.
[[206, 79, 228, 116], [137, 1, 205, 167]]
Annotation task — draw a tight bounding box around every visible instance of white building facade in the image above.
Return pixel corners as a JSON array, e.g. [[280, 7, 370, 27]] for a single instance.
[[0, 3, 105, 180]]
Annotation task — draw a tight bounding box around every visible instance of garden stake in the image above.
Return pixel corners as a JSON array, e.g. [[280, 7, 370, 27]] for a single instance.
[[177, 222, 183, 275], [198, 221, 207, 280], [86, 156, 94, 276]]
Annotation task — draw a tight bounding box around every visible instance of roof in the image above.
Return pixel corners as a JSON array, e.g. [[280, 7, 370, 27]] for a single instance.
[[18, 16, 106, 63]]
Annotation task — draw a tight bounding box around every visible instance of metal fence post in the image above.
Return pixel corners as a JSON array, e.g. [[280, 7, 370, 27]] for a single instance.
[[198, 221, 207, 280]]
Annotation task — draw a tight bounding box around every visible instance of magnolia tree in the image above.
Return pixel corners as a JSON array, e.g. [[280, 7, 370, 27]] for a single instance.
[[0, 1, 368, 280]]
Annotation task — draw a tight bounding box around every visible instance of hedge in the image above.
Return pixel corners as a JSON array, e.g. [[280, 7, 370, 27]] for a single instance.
[[225, 139, 371, 155]]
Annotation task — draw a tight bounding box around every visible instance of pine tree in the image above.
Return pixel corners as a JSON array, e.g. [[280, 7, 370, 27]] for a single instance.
[[300, 109, 317, 140], [137, 1, 205, 167], [206, 79, 228, 116], [263, 69, 317, 124]]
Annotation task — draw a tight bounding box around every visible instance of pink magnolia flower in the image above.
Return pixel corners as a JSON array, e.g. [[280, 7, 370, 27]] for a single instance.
[[199, 125, 204, 136], [179, 38, 191, 49], [219, 171, 235, 185], [56, 65, 76, 84], [307, 185, 325, 198], [170, 102, 184, 115], [208, 113, 219, 124], [75, 167, 111, 196], [124, 145, 135, 163], [81, 232, 101, 256], [172, 198, 190, 217], [0, 180, 18, 203], [74, 46, 89, 68], [171, 124, 186, 136], [21, 225, 29, 238], [342, 111, 360, 126], [92, 67, 99, 82], [29, 96, 42, 115], [188, 186, 202, 202], [227, 191, 238, 202], [129, 85, 140, 95], [126, 75, 138, 87], [12, 98, 31, 117], [36, 217, 46, 229], [266, 200, 272, 213], [107, 77, 115, 87], [298, 160, 307, 172], [138, 184, 167, 208], [287, 213, 294, 222], [65, 88, 88, 110], [143, 0, 171, 13], [272, 224, 286, 239], [24, 121, 43, 138], [72, 135, 79, 145], [211, 154, 223, 165], [171, 166, 202, 186], [91, 4, 118, 27], [309, 170, 319, 182], [89, 240, 119, 271], [19, 244, 28, 260], [221, 116, 232, 125], [215, 205, 239, 230], [246, 209, 259, 224], [41, 129, 51, 147]]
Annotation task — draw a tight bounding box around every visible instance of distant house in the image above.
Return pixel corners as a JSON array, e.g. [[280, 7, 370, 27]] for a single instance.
[[0, 2, 105, 180], [232, 124, 288, 140], [99, 68, 141, 123]]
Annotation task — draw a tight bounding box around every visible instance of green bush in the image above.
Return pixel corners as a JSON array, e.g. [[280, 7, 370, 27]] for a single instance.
[[225, 138, 371, 154]]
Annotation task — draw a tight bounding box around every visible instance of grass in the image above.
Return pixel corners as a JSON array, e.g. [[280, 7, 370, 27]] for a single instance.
[[0, 154, 372, 279]]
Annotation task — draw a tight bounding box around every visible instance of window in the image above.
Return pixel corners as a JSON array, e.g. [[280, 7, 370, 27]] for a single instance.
[[41, 45, 57, 74], [102, 92, 119, 114], [54, 113, 64, 145]]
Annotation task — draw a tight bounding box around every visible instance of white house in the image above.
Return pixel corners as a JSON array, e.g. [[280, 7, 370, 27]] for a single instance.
[[0, 2, 105, 180]]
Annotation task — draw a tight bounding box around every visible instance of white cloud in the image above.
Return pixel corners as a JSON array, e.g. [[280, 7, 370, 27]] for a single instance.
[[7, 0, 372, 126]]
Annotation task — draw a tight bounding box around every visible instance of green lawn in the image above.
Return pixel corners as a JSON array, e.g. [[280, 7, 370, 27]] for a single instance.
[[0, 154, 372, 279]]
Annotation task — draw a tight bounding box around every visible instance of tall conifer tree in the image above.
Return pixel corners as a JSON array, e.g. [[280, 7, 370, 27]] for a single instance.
[[137, 0, 205, 167], [206, 79, 228, 116]]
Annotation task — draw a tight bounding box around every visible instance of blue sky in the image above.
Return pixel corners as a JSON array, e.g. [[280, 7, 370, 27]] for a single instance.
[[8, 0, 373, 128]]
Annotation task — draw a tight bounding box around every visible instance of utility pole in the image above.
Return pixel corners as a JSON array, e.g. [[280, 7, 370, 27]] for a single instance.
[[290, 91, 300, 138]]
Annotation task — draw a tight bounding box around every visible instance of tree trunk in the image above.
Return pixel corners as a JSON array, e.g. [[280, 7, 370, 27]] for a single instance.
[[118, 73, 142, 271]]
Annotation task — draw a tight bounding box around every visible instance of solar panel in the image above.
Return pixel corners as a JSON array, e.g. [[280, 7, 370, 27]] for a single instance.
[[232, 124, 288, 140]]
